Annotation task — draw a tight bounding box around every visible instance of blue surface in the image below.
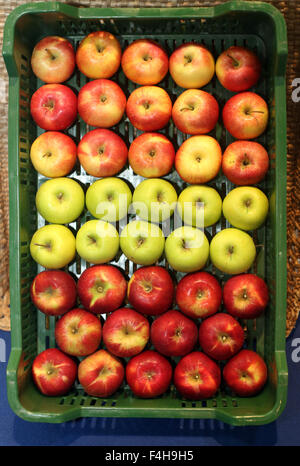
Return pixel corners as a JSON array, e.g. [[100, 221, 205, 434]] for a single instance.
[[1, 323, 300, 447]]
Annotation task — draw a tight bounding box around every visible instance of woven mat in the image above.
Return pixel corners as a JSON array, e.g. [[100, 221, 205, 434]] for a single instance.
[[0, 0, 299, 336]]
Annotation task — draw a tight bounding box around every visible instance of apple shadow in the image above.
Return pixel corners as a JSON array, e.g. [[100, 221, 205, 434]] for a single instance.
[[12, 412, 278, 446]]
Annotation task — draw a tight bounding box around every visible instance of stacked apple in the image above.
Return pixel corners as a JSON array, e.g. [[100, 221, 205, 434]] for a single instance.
[[28, 32, 271, 402]]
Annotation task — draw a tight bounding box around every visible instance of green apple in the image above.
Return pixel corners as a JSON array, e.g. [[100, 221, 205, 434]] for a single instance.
[[30, 224, 76, 269], [209, 228, 256, 274], [120, 220, 165, 265], [76, 219, 119, 264], [131, 178, 178, 223], [222, 186, 269, 231], [86, 177, 132, 222], [164, 226, 209, 273], [177, 185, 222, 228], [36, 177, 85, 224]]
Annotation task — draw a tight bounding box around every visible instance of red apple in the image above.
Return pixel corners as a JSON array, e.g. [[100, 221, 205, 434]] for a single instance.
[[30, 270, 77, 316], [126, 86, 172, 131], [150, 309, 198, 357], [128, 132, 175, 178], [127, 266, 174, 316], [216, 46, 261, 92], [223, 273, 269, 319], [102, 307, 150, 358], [222, 91, 269, 140], [223, 349, 268, 396], [172, 89, 219, 135], [55, 308, 102, 357], [32, 348, 77, 396], [78, 349, 124, 397], [77, 128, 128, 177], [222, 140, 269, 185], [76, 31, 122, 79], [198, 313, 245, 361], [169, 42, 215, 89], [175, 135, 222, 184], [77, 265, 127, 315], [174, 351, 221, 400], [126, 350, 172, 398], [176, 272, 222, 320], [30, 131, 77, 178], [31, 36, 76, 84], [30, 84, 77, 131], [78, 79, 126, 128], [121, 39, 169, 85]]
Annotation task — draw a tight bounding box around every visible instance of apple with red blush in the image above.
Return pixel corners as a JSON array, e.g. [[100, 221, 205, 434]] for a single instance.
[[30, 270, 77, 316], [78, 78, 126, 128], [198, 312, 245, 361], [32, 348, 77, 396], [55, 308, 102, 357], [223, 273, 269, 319], [150, 309, 198, 357], [127, 266, 174, 316], [77, 265, 127, 315], [223, 349, 268, 396], [77, 128, 128, 178], [222, 140, 269, 185], [216, 45, 261, 92], [31, 35, 76, 84], [78, 349, 125, 397], [176, 271, 222, 319], [222, 91, 268, 140], [30, 84, 77, 131], [102, 307, 150, 358], [174, 351, 221, 400], [126, 350, 172, 398]]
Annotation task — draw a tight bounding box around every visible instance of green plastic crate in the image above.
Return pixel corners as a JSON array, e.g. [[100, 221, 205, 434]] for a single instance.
[[2, 1, 288, 425]]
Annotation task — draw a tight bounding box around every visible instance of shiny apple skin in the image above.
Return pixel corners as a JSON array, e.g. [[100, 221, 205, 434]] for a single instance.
[[78, 349, 125, 397], [102, 307, 150, 358], [222, 140, 269, 185], [78, 79, 126, 128], [77, 128, 128, 177], [32, 348, 77, 396], [30, 84, 77, 131], [174, 351, 221, 400], [150, 309, 198, 357], [223, 273, 269, 319], [128, 132, 175, 178], [198, 312, 245, 361], [55, 308, 102, 357], [121, 39, 169, 85], [31, 35, 76, 83], [77, 265, 127, 314], [30, 270, 77, 316], [216, 46, 261, 92], [223, 349, 268, 396], [176, 271, 222, 319], [126, 350, 172, 398], [127, 266, 174, 316], [126, 86, 172, 132]]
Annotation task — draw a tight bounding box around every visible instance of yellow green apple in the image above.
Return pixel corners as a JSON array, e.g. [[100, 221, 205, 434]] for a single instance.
[[120, 220, 165, 265], [177, 185, 222, 228], [222, 186, 269, 231], [209, 228, 256, 275], [76, 219, 119, 264], [132, 178, 178, 223], [36, 177, 85, 224], [30, 224, 76, 269], [165, 226, 209, 273], [86, 177, 132, 222]]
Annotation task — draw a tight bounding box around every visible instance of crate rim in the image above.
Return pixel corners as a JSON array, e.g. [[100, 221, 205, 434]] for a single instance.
[[2, 0, 288, 426]]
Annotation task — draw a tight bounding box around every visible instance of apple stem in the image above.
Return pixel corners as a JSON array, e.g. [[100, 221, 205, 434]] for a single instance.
[[42, 151, 52, 158], [45, 48, 56, 60], [34, 242, 51, 250], [184, 55, 192, 65], [180, 104, 194, 112], [227, 53, 239, 67]]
